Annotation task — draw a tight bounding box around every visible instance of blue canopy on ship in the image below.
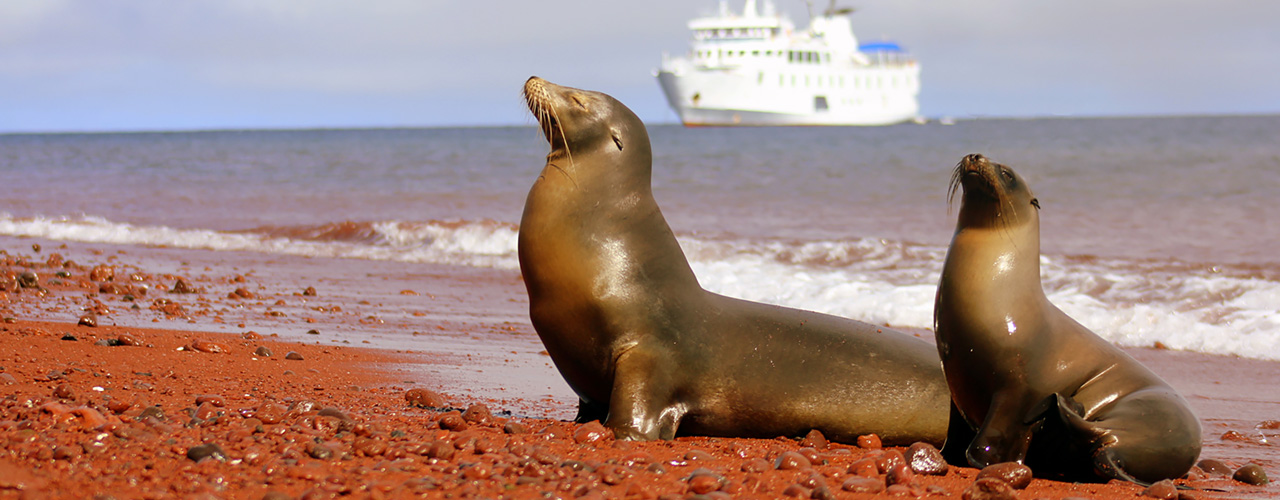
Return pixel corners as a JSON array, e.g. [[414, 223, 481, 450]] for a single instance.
[[858, 41, 904, 52]]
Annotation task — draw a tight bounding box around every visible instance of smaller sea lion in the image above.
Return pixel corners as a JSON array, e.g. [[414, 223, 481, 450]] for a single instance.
[[934, 153, 1201, 484]]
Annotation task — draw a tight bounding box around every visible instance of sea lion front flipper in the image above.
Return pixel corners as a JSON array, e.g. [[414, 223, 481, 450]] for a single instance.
[[603, 345, 685, 441], [965, 393, 1037, 468], [573, 397, 609, 424], [940, 401, 976, 466]]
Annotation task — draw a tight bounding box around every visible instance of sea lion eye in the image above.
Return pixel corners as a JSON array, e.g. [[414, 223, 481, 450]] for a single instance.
[[1031, 198, 1040, 209], [1000, 169, 1014, 181], [571, 95, 588, 110]]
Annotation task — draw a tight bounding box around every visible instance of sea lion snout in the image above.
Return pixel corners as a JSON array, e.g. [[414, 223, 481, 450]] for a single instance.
[[949, 153, 1001, 204], [961, 153, 989, 168]]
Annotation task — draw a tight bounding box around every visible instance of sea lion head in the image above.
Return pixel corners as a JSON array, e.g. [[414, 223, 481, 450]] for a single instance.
[[522, 76, 651, 185], [948, 153, 1040, 229]]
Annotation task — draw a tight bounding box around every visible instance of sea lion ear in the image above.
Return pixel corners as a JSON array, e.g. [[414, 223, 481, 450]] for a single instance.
[[1030, 198, 1040, 209], [611, 128, 624, 151]]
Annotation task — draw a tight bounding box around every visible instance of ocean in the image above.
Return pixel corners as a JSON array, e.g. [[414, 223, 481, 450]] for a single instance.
[[3, 115, 1279, 360]]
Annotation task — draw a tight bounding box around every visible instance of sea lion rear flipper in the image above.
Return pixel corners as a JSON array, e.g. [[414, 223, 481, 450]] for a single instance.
[[940, 401, 976, 466], [1026, 393, 1132, 483]]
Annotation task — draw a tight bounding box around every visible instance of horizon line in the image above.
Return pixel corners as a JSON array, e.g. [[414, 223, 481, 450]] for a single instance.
[[2, 111, 1277, 137]]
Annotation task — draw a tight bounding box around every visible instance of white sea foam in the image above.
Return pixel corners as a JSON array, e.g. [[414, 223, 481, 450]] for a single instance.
[[4, 213, 1278, 360], [0, 214, 521, 269]]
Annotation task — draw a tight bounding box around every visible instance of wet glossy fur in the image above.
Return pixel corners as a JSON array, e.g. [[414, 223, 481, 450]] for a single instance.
[[935, 154, 1201, 484], [518, 76, 951, 444]]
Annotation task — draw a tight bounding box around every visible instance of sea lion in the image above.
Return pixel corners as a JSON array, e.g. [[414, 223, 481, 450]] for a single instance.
[[934, 154, 1201, 483], [519, 76, 950, 445]]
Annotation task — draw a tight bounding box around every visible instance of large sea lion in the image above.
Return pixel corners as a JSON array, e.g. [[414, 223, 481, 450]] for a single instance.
[[934, 154, 1201, 483], [519, 76, 950, 445]]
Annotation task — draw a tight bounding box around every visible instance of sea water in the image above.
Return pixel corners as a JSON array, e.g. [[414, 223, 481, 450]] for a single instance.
[[2, 116, 1278, 360]]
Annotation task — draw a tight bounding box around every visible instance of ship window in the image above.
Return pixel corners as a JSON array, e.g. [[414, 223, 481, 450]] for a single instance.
[[765, 50, 772, 56], [739, 51, 745, 56], [758, 72, 764, 84], [752, 50, 759, 56], [815, 96, 829, 111]]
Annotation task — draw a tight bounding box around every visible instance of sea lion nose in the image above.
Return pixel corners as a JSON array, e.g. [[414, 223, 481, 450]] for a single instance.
[[964, 153, 986, 165]]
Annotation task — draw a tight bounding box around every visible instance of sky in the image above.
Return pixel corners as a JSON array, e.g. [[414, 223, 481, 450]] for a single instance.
[[2, 0, 1278, 133]]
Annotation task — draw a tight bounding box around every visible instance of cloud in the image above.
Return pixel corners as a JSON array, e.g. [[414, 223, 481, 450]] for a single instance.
[[1, 0, 1278, 131]]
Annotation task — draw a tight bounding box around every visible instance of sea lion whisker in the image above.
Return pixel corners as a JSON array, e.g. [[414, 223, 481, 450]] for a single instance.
[[544, 104, 578, 188]]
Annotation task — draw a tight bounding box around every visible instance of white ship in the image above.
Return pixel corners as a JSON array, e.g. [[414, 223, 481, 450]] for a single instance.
[[656, 0, 921, 126]]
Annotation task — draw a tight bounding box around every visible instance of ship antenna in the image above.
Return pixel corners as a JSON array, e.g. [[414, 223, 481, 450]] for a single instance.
[[825, 0, 855, 16]]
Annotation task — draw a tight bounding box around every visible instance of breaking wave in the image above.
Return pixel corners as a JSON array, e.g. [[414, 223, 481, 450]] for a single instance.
[[3, 213, 1278, 360]]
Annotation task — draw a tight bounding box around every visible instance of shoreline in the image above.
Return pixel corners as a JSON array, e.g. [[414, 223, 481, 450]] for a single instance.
[[1, 236, 1276, 498]]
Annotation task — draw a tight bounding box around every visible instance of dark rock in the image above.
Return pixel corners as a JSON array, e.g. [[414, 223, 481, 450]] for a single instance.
[[906, 442, 948, 475], [186, 443, 227, 462], [254, 346, 273, 357], [841, 476, 885, 493], [171, 278, 196, 294], [138, 406, 165, 421], [88, 265, 114, 282], [306, 443, 334, 460], [404, 388, 446, 408], [977, 462, 1033, 489], [874, 449, 906, 474], [573, 420, 611, 444], [191, 340, 228, 353], [18, 271, 39, 288], [61, 334, 77, 341], [800, 429, 828, 450], [1196, 458, 1232, 476], [284, 351, 304, 360], [503, 420, 529, 434], [256, 403, 286, 424], [686, 469, 725, 495], [1142, 479, 1178, 499], [77, 314, 97, 327], [1234, 463, 1269, 485], [810, 484, 837, 500], [438, 411, 468, 431], [774, 451, 811, 470], [461, 403, 492, 424], [962, 477, 1017, 500], [886, 464, 916, 486]]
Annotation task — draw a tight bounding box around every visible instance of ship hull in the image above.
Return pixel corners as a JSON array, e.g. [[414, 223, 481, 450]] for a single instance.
[[657, 69, 918, 127]]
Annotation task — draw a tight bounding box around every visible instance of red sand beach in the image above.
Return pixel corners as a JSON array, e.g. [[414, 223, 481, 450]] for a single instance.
[[0, 236, 1276, 499]]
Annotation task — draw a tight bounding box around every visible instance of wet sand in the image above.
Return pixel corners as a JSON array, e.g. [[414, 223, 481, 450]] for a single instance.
[[0, 235, 1276, 499]]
